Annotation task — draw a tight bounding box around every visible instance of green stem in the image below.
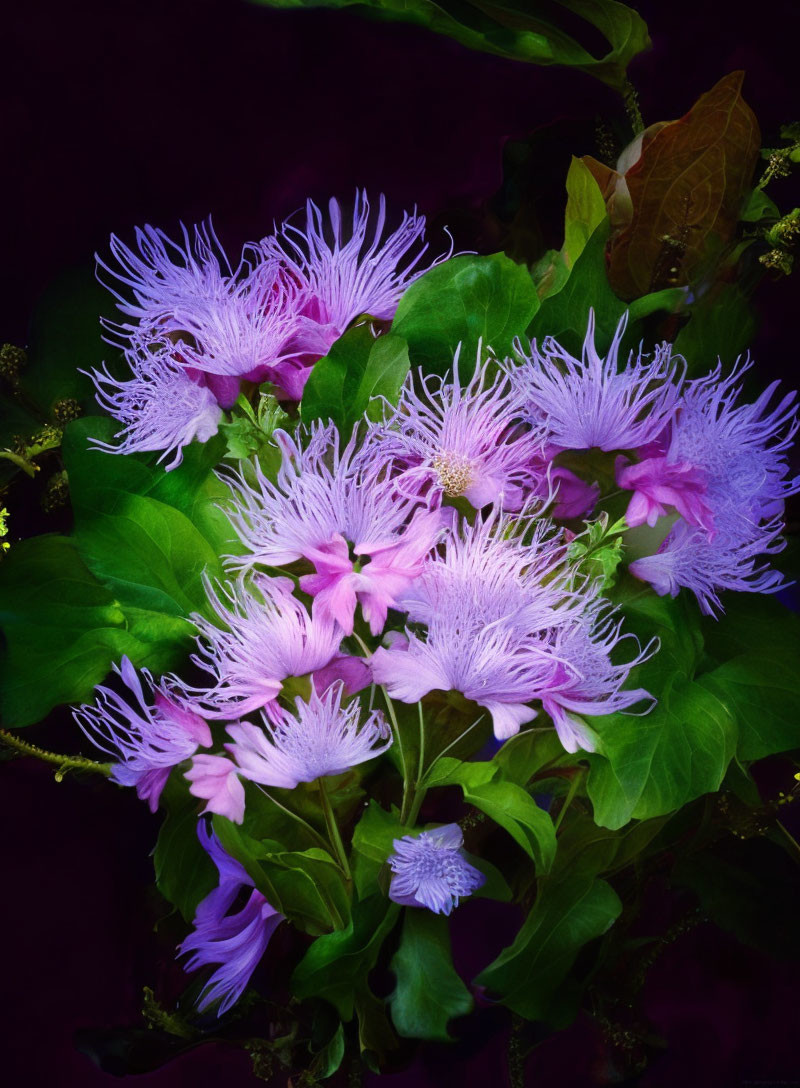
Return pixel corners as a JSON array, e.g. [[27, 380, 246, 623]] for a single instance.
[[553, 766, 586, 833], [0, 450, 37, 478], [351, 631, 412, 816], [420, 714, 488, 785], [253, 784, 332, 854], [0, 728, 111, 778], [318, 777, 351, 882]]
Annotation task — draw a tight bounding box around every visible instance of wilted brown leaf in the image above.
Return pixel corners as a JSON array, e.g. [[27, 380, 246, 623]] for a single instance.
[[605, 72, 760, 299]]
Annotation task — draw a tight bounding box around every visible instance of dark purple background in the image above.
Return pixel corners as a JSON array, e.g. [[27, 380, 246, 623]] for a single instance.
[[2, 1, 800, 1085]]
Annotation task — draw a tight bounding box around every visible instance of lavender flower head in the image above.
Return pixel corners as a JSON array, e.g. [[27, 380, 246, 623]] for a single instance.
[[179, 822, 283, 1015], [223, 421, 443, 635], [259, 190, 448, 360], [86, 341, 223, 469], [226, 680, 392, 789], [97, 220, 233, 340], [74, 656, 212, 811], [388, 824, 485, 914], [373, 351, 547, 510], [508, 311, 684, 452], [181, 572, 342, 719], [374, 508, 654, 744], [628, 360, 800, 614]]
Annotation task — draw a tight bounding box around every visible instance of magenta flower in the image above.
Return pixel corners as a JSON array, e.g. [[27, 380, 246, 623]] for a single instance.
[[86, 342, 223, 469], [226, 681, 391, 789], [373, 353, 547, 510], [509, 311, 683, 453], [183, 573, 342, 719], [223, 422, 444, 635], [74, 656, 212, 811], [259, 191, 448, 370], [179, 822, 283, 1015], [185, 754, 246, 824], [388, 824, 485, 914], [616, 455, 714, 530]]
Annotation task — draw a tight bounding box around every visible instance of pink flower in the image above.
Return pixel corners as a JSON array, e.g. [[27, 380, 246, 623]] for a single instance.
[[185, 754, 246, 824], [616, 455, 714, 531]]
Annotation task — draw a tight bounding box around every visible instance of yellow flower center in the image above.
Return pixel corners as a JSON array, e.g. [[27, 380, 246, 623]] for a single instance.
[[432, 451, 474, 498]]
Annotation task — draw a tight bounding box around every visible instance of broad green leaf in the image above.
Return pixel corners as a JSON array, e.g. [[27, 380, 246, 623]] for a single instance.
[[464, 780, 557, 872], [740, 188, 780, 223], [72, 487, 222, 617], [250, 0, 651, 90], [588, 586, 800, 828], [153, 779, 216, 921], [389, 910, 472, 1041], [63, 416, 239, 557], [475, 875, 621, 1019], [586, 585, 727, 829], [563, 156, 607, 268], [392, 253, 540, 376], [312, 1022, 346, 1079], [673, 284, 758, 375], [697, 594, 800, 762], [425, 759, 556, 871], [0, 535, 188, 727], [351, 800, 408, 899], [492, 729, 567, 786], [300, 327, 410, 433], [526, 220, 623, 356], [291, 895, 401, 1019]]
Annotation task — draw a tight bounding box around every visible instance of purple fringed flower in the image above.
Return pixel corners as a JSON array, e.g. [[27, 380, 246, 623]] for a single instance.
[[97, 220, 233, 341], [226, 680, 392, 789], [388, 824, 485, 915], [541, 608, 656, 753], [179, 822, 283, 1015], [86, 342, 223, 469], [627, 361, 799, 613], [223, 422, 444, 635], [73, 656, 212, 811], [172, 261, 304, 387], [182, 573, 342, 719], [509, 311, 683, 452], [259, 191, 449, 367], [629, 512, 788, 615], [373, 352, 547, 510], [374, 508, 654, 745]]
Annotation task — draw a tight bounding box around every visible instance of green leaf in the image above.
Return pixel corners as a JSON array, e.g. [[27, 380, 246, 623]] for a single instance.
[[673, 284, 757, 375], [587, 586, 800, 828], [527, 221, 623, 355], [740, 188, 780, 223], [389, 910, 473, 1041], [425, 759, 556, 871], [0, 535, 188, 727], [249, 0, 651, 90], [300, 327, 410, 434], [63, 416, 239, 557], [392, 253, 540, 376], [312, 1022, 346, 1079], [153, 779, 216, 922], [585, 585, 735, 829], [351, 800, 408, 899], [563, 156, 607, 269], [475, 875, 622, 1020], [291, 896, 401, 1019], [697, 594, 800, 762]]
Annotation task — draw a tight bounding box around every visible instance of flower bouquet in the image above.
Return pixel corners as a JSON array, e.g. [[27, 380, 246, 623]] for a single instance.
[[2, 2, 800, 1083]]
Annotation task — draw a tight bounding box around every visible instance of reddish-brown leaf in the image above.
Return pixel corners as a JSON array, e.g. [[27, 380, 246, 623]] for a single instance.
[[606, 72, 760, 299]]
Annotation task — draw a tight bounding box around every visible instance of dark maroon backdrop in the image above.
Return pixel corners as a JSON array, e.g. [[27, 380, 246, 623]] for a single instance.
[[2, 1, 800, 1085]]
